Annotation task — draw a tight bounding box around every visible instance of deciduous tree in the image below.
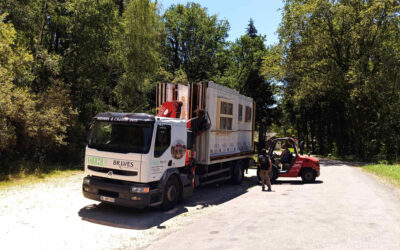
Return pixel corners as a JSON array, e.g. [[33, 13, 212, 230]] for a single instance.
[[263, 0, 400, 161], [162, 3, 229, 81]]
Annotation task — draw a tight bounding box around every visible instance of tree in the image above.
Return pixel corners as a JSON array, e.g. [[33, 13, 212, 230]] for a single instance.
[[0, 14, 76, 165], [162, 3, 230, 82], [61, 0, 120, 124], [263, 0, 400, 161], [246, 18, 258, 38], [220, 19, 276, 150], [0, 14, 34, 154], [113, 0, 162, 112]]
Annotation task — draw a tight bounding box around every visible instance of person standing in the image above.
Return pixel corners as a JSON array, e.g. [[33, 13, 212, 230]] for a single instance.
[[258, 149, 272, 191]]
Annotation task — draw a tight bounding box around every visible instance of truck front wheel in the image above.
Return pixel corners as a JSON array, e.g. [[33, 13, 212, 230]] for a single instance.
[[301, 169, 316, 183], [161, 175, 180, 211]]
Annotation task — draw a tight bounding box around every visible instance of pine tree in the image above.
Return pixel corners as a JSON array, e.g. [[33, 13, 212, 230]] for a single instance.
[[232, 19, 276, 151], [247, 18, 258, 38]]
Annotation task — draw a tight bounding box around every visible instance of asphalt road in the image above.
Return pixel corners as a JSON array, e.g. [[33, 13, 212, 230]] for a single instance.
[[146, 159, 400, 250], [1, 159, 400, 250]]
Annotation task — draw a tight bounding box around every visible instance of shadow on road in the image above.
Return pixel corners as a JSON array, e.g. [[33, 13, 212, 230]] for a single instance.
[[273, 180, 324, 185], [318, 158, 367, 167], [78, 203, 187, 230], [78, 175, 258, 230]]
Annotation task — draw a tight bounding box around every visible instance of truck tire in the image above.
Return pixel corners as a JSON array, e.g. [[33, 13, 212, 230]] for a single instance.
[[301, 168, 316, 183], [161, 175, 180, 211], [231, 161, 244, 184]]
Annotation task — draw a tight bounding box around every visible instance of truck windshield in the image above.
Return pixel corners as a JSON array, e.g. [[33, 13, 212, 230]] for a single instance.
[[88, 122, 153, 154]]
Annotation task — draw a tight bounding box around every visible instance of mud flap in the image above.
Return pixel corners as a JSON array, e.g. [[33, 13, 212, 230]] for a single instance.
[[180, 172, 194, 199]]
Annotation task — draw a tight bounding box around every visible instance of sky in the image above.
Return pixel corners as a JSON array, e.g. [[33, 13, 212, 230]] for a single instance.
[[159, 0, 284, 45]]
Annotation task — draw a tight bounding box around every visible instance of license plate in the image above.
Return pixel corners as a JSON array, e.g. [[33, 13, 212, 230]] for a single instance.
[[100, 196, 115, 202]]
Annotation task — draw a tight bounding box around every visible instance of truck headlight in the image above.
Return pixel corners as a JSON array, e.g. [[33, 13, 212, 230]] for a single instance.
[[130, 186, 150, 193], [83, 177, 90, 185]]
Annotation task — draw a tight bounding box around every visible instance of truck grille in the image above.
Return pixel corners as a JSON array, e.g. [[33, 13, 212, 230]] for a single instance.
[[88, 165, 138, 176]]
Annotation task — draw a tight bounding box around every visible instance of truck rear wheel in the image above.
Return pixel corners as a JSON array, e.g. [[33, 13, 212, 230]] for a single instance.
[[301, 168, 316, 183], [161, 175, 180, 211]]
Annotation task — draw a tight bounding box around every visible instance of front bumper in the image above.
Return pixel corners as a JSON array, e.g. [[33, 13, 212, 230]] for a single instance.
[[82, 176, 162, 208]]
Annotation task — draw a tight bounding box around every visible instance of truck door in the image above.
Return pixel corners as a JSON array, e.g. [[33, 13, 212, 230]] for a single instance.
[[152, 125, 172, 178]]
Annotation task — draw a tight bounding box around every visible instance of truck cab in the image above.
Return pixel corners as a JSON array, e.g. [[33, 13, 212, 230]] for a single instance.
[[83, 112, 192, 209]]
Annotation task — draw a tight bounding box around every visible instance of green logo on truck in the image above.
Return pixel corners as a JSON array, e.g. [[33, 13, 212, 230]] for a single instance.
[[88, 156, 107, 167]]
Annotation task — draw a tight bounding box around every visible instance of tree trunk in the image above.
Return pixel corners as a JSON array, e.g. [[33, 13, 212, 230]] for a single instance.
[[258, 123, 265, 152], [34, 0, 47, 62]]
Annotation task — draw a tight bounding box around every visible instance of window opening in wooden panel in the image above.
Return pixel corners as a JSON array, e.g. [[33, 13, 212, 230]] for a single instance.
[[238, 104, 243, 121], [245, 106, 252, 123], [217, 99, 234, 130]]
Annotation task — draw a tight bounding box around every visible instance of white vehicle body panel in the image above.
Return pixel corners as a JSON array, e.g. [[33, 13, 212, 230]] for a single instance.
[[145, 117, 187, 182], [85, 148, 142, 182], [84, 117, 187, 183], [157, 82, 255, 165]]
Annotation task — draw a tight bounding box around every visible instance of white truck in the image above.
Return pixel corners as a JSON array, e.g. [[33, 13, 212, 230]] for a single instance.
[[82, 81, 255, 210]]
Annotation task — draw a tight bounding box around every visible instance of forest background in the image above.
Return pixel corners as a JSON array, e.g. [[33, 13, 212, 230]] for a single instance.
[[1, 0, 400, 176]]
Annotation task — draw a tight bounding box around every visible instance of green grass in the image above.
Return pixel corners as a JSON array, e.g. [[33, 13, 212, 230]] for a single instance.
[[362, 164, 400, 188], [0, 169, 83, 188], [0, 160, 83, 188]]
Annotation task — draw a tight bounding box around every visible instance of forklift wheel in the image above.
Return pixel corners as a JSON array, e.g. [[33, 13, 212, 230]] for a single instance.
[[301, 169, 316, 183]]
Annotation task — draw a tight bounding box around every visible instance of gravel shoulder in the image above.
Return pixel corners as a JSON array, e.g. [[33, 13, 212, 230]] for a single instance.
[[0, 169, 258, 250]]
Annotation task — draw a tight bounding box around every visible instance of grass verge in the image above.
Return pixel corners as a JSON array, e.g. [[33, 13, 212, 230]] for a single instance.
[[362, 164, 400, 188], [0, 160, 83, 188], [0, 169, 83, 188]]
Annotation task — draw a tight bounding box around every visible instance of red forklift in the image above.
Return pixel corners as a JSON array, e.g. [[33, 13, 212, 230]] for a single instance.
[[257, 137, 320, 183]]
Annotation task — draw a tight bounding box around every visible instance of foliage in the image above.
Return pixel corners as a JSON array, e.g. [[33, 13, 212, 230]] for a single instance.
[[62, 0, 121, 122], [0, 14, 76, 168], [0, 1, 281, 177], [162, 2, 230, 82], [113, 0, 162, 112], [218, 19, 276, 150], [263, 0, 400, 161], [0, 0, 170, 171]]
